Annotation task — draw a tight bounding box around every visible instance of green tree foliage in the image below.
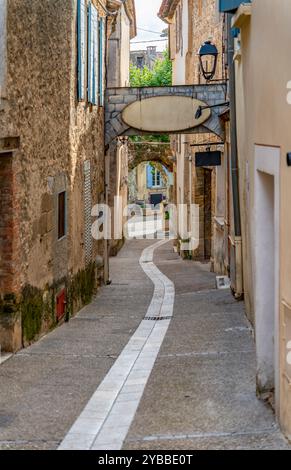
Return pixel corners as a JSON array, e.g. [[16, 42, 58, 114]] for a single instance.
[[129, 50, 172, 143], [130, 50, 172, 88]]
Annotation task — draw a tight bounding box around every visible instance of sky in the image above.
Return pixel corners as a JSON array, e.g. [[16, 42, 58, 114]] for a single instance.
[[130, 0, 168, 52]]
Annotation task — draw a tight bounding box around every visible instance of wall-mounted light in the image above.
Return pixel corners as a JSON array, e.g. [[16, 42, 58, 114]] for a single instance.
[[195, 101, 230, 120], [198, 40, 219, 81], [287, 153, 291, 166]]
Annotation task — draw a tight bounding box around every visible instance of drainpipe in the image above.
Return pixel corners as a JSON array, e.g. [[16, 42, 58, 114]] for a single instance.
[[227, 14, 243, 300], [104, 15, 110, 286]]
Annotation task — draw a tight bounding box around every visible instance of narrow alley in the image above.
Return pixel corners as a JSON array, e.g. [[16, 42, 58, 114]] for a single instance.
[[2, 0, 291, 456], [0, 237, 289, 450]]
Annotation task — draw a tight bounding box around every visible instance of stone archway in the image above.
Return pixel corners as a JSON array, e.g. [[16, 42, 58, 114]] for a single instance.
[[128, 141, 175, 206], [128, 142, 174, 171], [105, 83, 227, 145]]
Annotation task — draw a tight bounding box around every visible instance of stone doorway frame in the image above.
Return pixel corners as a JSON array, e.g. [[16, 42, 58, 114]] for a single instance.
[[253, 144, 280, 414]]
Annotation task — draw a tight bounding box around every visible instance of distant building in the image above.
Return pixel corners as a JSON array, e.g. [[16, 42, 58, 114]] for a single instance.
[[129, 163, 172, 207], [130, 46, 164, 70]]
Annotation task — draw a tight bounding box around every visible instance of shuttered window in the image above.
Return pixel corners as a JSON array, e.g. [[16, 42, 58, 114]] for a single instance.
[[77, 0, 86, 101], [58, 191, 66, 240], [88, 3, 99, 105], [147, 165, 152, 189], [99, 17, 105, 107]]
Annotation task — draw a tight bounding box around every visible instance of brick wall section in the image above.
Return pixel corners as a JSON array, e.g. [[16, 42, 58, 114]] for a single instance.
[[105, 84, 226, 144]]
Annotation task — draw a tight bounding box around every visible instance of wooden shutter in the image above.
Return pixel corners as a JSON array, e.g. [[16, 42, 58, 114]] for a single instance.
[[99, 17, 105, 106], [77, 0, 86, 101], [147, 165, 153, 188], [88, 3, 98, 105], [87, 3, 92, 103]]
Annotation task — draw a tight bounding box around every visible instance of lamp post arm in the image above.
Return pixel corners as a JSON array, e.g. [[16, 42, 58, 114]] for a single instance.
[[195, 101, 229, 119]]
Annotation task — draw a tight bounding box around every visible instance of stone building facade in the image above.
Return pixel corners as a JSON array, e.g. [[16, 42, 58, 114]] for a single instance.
[[130, 46, 164, 70], [159, 0, 228, 265], [159, 0, 291, 439], [227, 0, 291, 437], [0, 0, 135, 351], [106, 1, 136, 257]]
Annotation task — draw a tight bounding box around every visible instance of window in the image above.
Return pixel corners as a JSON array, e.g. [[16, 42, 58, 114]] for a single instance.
[[137, 56, 144, 68], [77, 0, 86, 101], [58, 191, 66, 239], [153, 170, 161, 187], [77, 0, 105, 106], [99, 17, 105, 106], [88, 3, 99, 105], [147, 165, 162, 188], [175, 3, 183, 54], [175, 7, 180, 53]]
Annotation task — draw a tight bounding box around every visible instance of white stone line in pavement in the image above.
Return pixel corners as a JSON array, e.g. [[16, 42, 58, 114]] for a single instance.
[[0, 353, 12, 365], [58, 240, 175, 451]]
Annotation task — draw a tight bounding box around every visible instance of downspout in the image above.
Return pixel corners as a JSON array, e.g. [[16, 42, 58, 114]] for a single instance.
[[104, 16, 110, 285], [227, 13, 243, 300]]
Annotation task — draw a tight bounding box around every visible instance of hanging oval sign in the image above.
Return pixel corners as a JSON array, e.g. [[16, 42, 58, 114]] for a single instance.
[[122, 96, 211, 132]]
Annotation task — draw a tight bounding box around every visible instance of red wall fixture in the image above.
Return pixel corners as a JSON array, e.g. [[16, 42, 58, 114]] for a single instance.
[[56, 289, 66, 321]]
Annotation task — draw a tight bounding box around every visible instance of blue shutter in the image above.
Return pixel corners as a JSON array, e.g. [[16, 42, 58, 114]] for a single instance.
[[99, 17, 105, 106], [219, 0, 251, 13], [147, 165, 153, 189], [93, 7, 99, 105], [77, 0, 86, 101], [88, 4, 98, 105], [87, 3, 92, 103]]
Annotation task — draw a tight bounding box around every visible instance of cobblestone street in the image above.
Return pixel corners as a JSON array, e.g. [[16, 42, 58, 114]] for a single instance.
[[0, 240, 289, 450]]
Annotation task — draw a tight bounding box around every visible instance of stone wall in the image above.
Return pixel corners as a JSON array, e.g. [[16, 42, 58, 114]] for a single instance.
[[160, 0, 225, 263], [0, 0, 106, 350], [186, 0, 224, 84], [0, 0, 7, 95], [128, 142, 174, 171]]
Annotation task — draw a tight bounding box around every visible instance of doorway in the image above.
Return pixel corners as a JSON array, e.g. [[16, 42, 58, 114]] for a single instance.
[[254, 145, 280, 410]]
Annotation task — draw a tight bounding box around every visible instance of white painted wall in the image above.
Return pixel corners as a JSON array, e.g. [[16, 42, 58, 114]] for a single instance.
[[120, 5, 130, 87], [173, 0, 188, 86], [253, 145, 280, 408], [0, 0, 7, 96]]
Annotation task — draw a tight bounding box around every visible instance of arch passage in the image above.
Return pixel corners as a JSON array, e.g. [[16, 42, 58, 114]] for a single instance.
[[128, 142, 174, 171], [105, 84, 227, 145]]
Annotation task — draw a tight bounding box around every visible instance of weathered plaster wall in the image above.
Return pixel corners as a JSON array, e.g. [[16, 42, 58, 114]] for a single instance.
[[120, 6, 131, 87], [0, 0, 106, 349], [0, 0, 7, 96], [172, 0, 188, 86], [235, 0, 291, 436]]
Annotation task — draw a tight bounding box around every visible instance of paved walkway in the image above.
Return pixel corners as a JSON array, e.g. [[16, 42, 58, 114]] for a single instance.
[[0, 240, 290, 450]]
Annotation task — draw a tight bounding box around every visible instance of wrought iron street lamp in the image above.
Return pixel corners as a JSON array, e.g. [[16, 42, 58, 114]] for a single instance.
[[198, 40, 219, 81]]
